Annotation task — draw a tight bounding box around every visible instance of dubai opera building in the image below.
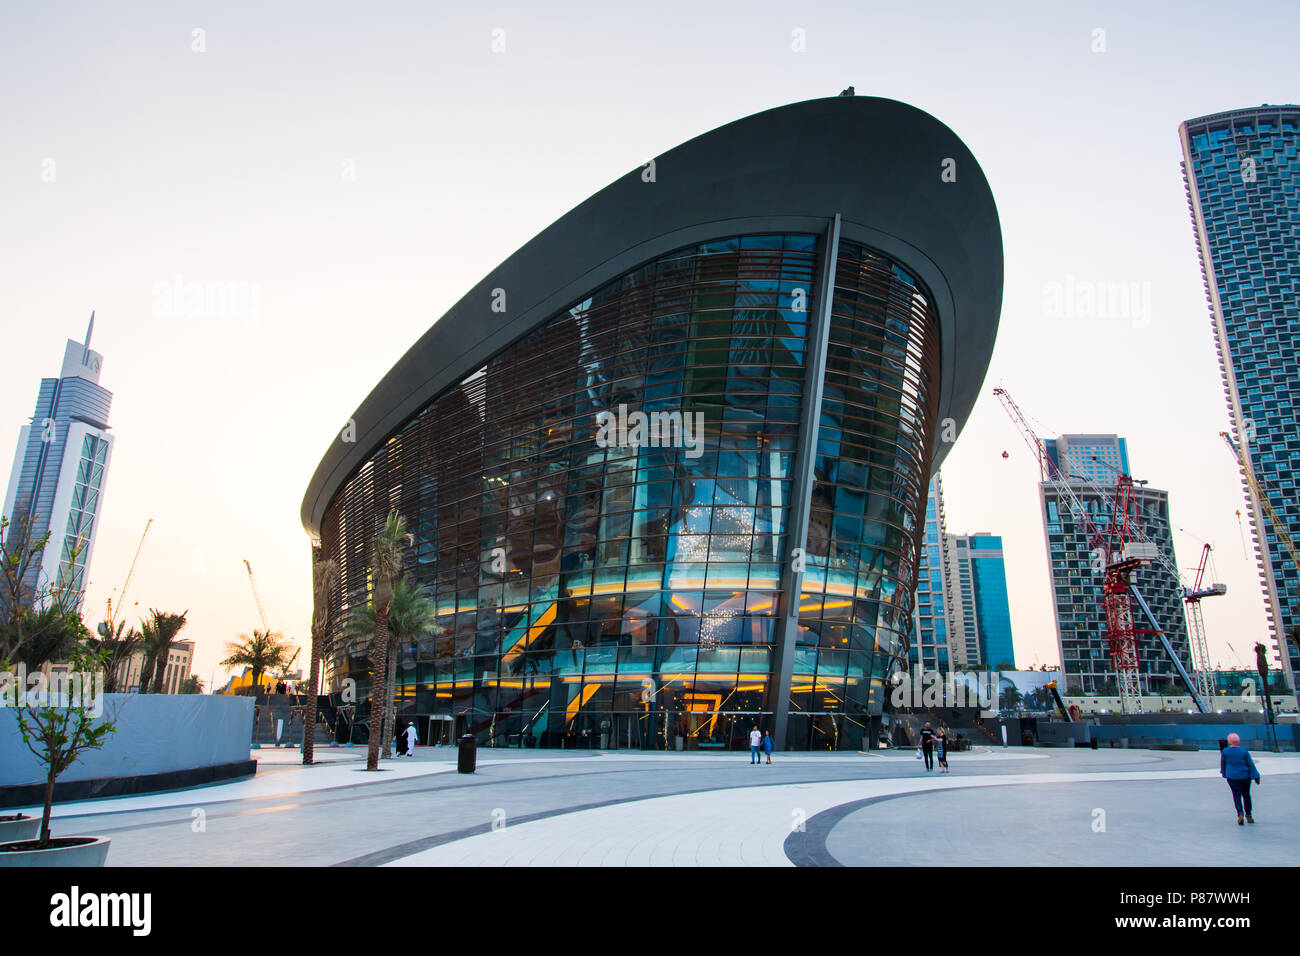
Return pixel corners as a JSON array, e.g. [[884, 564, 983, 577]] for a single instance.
[[302, 95, 1003, 751]]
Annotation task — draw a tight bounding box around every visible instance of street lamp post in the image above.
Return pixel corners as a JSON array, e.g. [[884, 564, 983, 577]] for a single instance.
[[1255, 643, 1279, 753]]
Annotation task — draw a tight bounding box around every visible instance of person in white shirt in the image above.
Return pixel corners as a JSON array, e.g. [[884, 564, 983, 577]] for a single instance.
[[749, 726, 763, 765], [404, 722, 418, 756]]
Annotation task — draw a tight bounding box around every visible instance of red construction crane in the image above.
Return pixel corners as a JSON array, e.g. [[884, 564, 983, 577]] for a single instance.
[[1098, 473, 1147, 708], [993, 387, 1208, 714]]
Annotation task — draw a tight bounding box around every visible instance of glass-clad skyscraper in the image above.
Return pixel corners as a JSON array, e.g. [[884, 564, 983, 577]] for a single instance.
[[909, 475, 952, 674], [1180, 105, 1300, 688], [941, 532, 1014, 670], [302, 97, 1004, 750], [1044, 434, 1130, 486], [2, 321, 114, 608]]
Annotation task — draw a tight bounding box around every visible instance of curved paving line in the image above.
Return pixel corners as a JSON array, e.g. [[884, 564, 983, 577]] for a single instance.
[[46, 750, 1188, 851], [334, 755, 1187, 867], [47, 749, 1175, 823], [783, 768, 1205, 866], [333, 773, 889, 866], [784, 792, 920, 866], [79, 765, 881, 842]]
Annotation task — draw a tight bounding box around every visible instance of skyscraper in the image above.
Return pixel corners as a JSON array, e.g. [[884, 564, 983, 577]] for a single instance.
[[944, 530, 979, 669], [1180, 105, 1300, 688], [1038, 433, 1192, 694], [1044, 434, 1130, 485], [2, 320, 114, 608], [907, 474, 1015, 676], [946, 532, 1015, 670], [909, 475, 954, 675]]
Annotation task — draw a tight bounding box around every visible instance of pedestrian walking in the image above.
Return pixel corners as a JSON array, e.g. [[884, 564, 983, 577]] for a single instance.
[[1220, 732, 1261, 825], [919, 721, 935, 771], [395, 720, 409, 756], [762, 730, 773, 764], [404, 721, 418, 757], [749, 726, 762, 765], [936, 730, 949, 773]]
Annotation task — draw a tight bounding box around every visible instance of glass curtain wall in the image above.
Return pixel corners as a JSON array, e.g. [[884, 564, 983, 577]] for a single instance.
[[320, 233, 940, 750]]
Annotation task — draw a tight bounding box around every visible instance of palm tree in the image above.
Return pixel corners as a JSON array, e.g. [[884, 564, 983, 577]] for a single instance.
[[221, 629, 294, 696], [9, 604, 88, 670], [137, 609, 189, 694], [349, 578, 436, 759], [365, 512, 411, 771], [303, 547, 339, 765], [92, 619, 141, 693]]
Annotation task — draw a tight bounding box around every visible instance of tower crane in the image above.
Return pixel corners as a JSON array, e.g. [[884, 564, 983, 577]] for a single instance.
[[100, 519, 153, 635], [993, 387, 1208, 714], [1221, 432, 1300, 582], [1184, 544, 1227, 703], [242, 559, 276, 694], [243, 559, 270, 632], [1068, 459, 1223, 703], [275, 647, 301, 682]]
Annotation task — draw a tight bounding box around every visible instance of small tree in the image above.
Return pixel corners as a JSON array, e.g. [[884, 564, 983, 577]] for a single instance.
[[180, 675, 204, 694], [10, 643, 118, 848], [8, 604, 88, 671]]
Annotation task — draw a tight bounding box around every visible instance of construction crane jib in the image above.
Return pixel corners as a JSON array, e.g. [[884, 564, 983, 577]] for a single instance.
[[243, 559, 270, 632]]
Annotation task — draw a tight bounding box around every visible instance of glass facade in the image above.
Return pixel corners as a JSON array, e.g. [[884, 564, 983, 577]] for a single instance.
[[968, 535, 1014, 669], [909, 475, 951, 674], [1181, 105, 1300, 684], [1044, 435, 1130, 485], [944, 531, 1014, 670], [320, 232, 940, 750], [3, 335, 114, 610], [55, 432, 109, 595]]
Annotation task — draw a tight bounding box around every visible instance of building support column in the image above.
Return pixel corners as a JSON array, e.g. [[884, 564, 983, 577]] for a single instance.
[[770, 214, 840, 749]]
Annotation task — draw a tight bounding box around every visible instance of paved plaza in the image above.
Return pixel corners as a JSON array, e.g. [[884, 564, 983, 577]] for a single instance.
[[20, 746, 1300, 866]]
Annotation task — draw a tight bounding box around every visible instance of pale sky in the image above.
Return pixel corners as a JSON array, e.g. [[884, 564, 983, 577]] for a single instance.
[[2, 0, 1296, 687]]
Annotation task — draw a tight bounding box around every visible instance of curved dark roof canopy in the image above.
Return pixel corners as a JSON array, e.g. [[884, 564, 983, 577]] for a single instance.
[[302, 95, 1003, 536]]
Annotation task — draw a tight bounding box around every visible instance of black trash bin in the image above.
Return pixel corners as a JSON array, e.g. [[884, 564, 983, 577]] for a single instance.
[[457, 734, 477, 774]]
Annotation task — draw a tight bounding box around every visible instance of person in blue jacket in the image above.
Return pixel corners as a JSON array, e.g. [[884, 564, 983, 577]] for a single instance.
[[1220, 732, 1261, 825]]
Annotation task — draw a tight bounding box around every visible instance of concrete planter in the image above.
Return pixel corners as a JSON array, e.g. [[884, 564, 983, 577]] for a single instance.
[[0, 814, 41, 843], [0, 836, 110, 867]]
